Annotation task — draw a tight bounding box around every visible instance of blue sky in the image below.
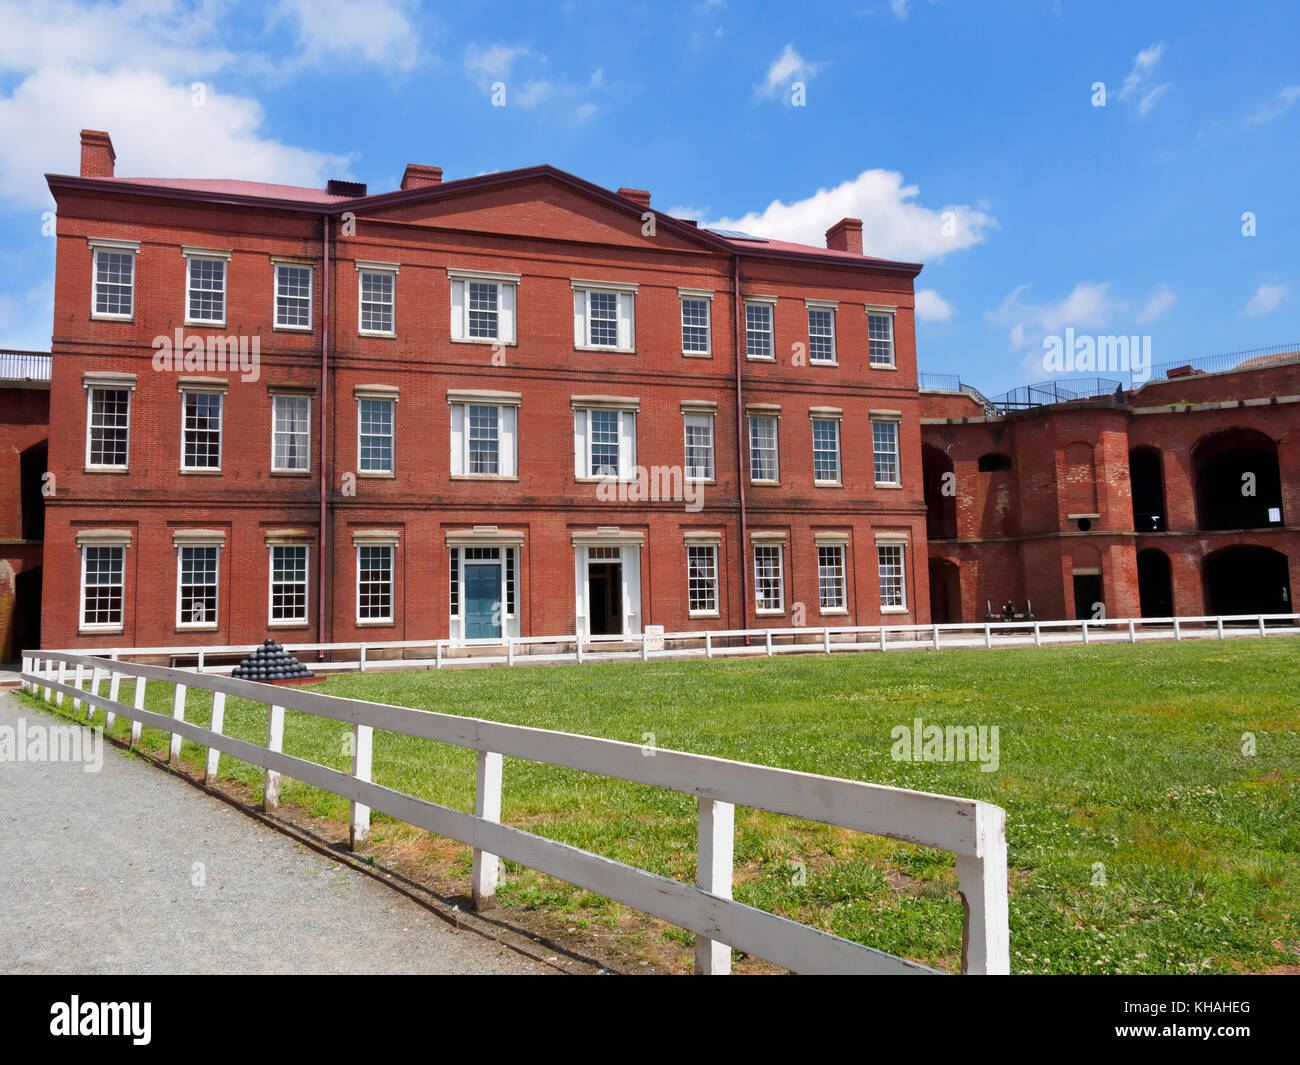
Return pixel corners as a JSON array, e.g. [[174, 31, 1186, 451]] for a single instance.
[[1, 0, 1297, 393]]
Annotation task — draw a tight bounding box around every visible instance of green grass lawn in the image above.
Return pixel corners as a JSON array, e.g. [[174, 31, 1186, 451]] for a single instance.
[[24, 639, 1299, 973]]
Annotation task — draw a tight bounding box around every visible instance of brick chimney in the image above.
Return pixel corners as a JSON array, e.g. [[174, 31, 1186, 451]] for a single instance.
[[80, 129, 116, 178], [618, 187, 651, 210], [401, 164, 443, 191], [825, 217, 863, 254]]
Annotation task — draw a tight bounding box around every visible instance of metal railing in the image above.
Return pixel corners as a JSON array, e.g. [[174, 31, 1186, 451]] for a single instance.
[[0, 351, 52, 382], [18, 651, 1010, 975], [990, 378, 1123, 411], [1149, 342, 1300, 381]]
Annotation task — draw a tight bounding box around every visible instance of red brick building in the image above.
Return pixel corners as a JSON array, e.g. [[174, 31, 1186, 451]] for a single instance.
[[920, 357, 1300, 623], [0, 352, 49, 661], [41, 130, 928, 650]]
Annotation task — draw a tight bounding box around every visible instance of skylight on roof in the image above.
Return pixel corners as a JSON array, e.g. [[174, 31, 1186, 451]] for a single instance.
[[705, 228, 766, 241]]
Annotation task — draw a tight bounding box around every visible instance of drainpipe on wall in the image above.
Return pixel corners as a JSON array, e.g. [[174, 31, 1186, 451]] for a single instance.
[[732, 254, 750, 638], [317, 214, 331, 654]]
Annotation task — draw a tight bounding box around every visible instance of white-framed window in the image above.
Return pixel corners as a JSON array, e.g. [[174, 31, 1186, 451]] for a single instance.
[[818, 544, 846, 611], [177, 545, 219, 627], [85, 386, 131, 469], [181, 391, 223, 471], [812, 416, 842, 484], [274, 263, 313, 330], [868, 310, 896, 367], [807, 303, 837, 364], [80, 545, 125, 630], [91, 245, 136, 318], [872, 417, 901, 486], [754, 544, 785, 613], [358, 266, 397, 335], [683, 410, 715, 481], [269, 544, 309, 624], [745, 300, 774, 359], [357, 544, 394, 623], [878, 542, 906, 610], [573, 282, 636, 351], [687, 544, 718, 614], [358, 397, 395, 474], [450, 399, 518, 478], [574, 404, 636, 479], [680, 294, 711, 355], [748, 414, 779, 483], [271, 393, 311, 472], [185, 253, 227, 325], [449, 271, 518, 344]]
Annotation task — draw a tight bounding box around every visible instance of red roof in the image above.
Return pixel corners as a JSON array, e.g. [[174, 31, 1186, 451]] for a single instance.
[[114, 176, 348, 204]]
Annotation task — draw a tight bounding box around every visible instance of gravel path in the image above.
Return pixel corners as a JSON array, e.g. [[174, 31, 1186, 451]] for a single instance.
[[0, 691, 547, 974]]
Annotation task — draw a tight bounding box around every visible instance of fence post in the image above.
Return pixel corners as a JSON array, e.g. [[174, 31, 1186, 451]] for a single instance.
[[350, 721, 374, 850], [71, 662, 85, 712], [576, 634, 584, 664], [1033, 622, 1042, 647], [1216, 616, 1224, 640], [1081, 621, 1089, 646], [18, 655, 28, 692], [705, 631, 712, 659], [436, 641, 443, 669], [879, 626, 887, 652], [984, 624, 991, 649], [87, 666, 104, 722], [695, 797, 735, 975], [359, 643, 367, 673], [1128, 619, 1136, 643], [43, 659, 53, 702], [956, 803, 1010, 975], [130, 677, 146, 747], [205, 691, 225, 785], [507, 636, 516, 667], [106, 670, 121, 730], [1173, 617, 1181, 642], [640, 632, 648, 662], [169, 682, 187, 764], [54, 661, 68, 707], [1258, 614, 1266, 638], [264, 704, 285, 811], [932, 625, 940, 651], [472, 750, 504, 910], [197, 650, 205, 674], [825, 627, 832, 654], [765, 629, 773, 657]]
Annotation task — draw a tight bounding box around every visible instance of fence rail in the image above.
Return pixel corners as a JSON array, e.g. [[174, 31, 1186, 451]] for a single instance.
[[18, 651, 1009, 975], [37, 613, 1300, 676], [0, 351, 51, 381]]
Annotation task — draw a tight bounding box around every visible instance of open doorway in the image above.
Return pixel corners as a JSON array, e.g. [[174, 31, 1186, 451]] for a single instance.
[[1072, 571, 1103, 620], [587, 558, 623, 635], [1137, 549, 1173, 618], [1203, 545, 1291, 617]]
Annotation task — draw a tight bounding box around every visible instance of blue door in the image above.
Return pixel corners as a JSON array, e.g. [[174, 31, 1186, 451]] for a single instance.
[[465, 563, 502, 639]]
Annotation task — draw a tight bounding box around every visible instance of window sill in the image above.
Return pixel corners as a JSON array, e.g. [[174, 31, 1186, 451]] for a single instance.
[[270, 469, 312, 477], [820, 608, 849, 616], [682, 351, 712, 359], [176, 624, 218, 632], [874, 482, 903, 490], [814, 481, 844, 488], [184, 319, 227, 329], [881, 606, 909, 615], [575, 345, 636, 355], [750, 478, 780, 487], [686, 478, 716, 486], [357, 471, 395, 479], [356, 619, 395, 628], [180, 469, 223, 476], [689, 610, 721, 619], [90, 314, 133, 323], [451, 337, 516, 347], [79, 626, 124, 635], [273, 325, 313, 334], [755, 609, 785, 617], [808, 360, 839, 368], [84, 466, 130, 474], [450, 474, 519, 482], [358, 330, 396, 339], [268, 621, 310, 629], [746, 355, 776, 362], [870, 362, 898, 371], [577, 475, 637, 484]]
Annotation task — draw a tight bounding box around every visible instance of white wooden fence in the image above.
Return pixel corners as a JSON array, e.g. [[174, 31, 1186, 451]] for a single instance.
[[18, 650, 1009, 976], [40, 612, 1300, 677]]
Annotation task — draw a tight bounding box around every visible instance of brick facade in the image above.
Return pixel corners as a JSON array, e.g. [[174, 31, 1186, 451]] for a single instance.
[[40, 131, 928, 650]]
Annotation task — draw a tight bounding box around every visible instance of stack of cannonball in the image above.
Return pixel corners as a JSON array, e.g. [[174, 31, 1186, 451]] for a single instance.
[[231, 639, 314, 682]]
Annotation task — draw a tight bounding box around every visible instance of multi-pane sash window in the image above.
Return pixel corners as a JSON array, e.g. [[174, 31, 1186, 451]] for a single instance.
[[681, 296, 711, 355], [745, 301, 774, 359], [357, 545, 394, 622], [93, 248, 134, 317], [573, 285, 635, 350], [272, 394, 310, 472], [270, 544, 309, 623], [467, 404, 500, 475], [449, 272, 518, 343], [186, 256, 226, 323], [749, 415, 779, 482], [687, 544, 718, 613], [86, 386, 130, 468], [178, 545, 218, 626], [468, 281, 499, 339], [182, 391, 223, 470], [754, 544, 784, 613], [590, 408, 621, 476], [872, 418, 901, 485], [359, 269, 395, 334], [812, 417, 841, 484], [808, 305, 836, 364], [81, 546, 125, 629], [878, 543, 906, 609], [818, 545, 846, 610], [684, 411, 714, 480], [275, 264, 312, 329], [868, 311, 895, 367], [449, 547, 460, 617], [358, 397, 394, 474]]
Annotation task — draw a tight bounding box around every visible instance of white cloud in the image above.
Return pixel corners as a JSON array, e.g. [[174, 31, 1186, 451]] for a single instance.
[[1136, 283, 1176, 323], [1118, 41, 1170, 117], [274, 0, 420, 71], [756, 44, 823, 99], [464, 43, 533, 81], [1246, 85, 1300, 125], [464, 41, 603, 116], [890, 0, 911, 18], [915, 289, 953, 322], [990, 281, 1122, 349], [703, 169, 996, 262], [1243, 282, 1289, 317]]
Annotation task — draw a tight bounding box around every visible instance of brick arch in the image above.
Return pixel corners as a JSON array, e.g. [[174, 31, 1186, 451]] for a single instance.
[[1191, 427, 1283, 531]]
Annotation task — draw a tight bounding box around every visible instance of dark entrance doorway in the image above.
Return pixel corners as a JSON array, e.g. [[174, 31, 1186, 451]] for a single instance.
[[928, 558, 960, 624], [1193, 429, 1283, 530], [1072, 573, 1103, 619], [1203, 546, 1291, 617], [1136, 549, 1173, 618], [588, 562, 622, 635], [1129, 447, 1165, 532], [11, 566, 41, 659]]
